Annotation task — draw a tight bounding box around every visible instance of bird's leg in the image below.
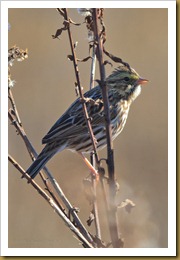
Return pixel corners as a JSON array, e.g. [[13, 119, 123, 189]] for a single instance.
[[78, 152, 99, 180]]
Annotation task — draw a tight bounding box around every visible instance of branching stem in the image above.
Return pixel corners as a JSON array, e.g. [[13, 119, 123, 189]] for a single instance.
[[8, 155, 94, 248], [63, 8, 100, 166], [8, 91, 93, 245]]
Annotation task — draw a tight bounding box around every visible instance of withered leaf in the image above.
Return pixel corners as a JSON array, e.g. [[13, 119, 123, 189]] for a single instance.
[[103, 47, 131, 71], [52, 27, 67, 39], [87, 212, 95, 226], [67, 54, 73, 61], [104, 60, 113, 67], [117, 199, 136, 213], [77, 56, 92, 62]]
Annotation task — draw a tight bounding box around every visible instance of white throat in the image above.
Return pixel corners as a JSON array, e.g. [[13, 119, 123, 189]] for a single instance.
[[130, 85, 141, 102]]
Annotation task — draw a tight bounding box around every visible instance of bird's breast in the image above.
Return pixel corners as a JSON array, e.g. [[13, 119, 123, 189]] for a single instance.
[[111, 100, 130, 140]]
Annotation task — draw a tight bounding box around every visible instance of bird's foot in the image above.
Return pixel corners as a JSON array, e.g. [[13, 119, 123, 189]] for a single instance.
[[78, 152, 99, 181]]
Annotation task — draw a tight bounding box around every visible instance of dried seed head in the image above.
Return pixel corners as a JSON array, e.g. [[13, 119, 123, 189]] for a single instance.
[[77, 8, 92, 17]]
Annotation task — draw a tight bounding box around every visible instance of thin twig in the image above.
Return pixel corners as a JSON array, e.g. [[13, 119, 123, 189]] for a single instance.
[[8, 109, 36, 160], [90, 155, 101, 239], [89, 41, 101, 239], [8, 88, 22, 126], [8, 154, 94, 248], [8, 109, 66, 212], [63, 8, 102, 240], [89, 44, 97, 89], [63, 8, 100, 166], [92, 8, 121, 248], [8, 93, 93, 244]]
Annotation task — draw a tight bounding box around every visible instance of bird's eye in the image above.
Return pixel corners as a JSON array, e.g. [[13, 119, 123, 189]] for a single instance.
[[123, 77, 130, 82]]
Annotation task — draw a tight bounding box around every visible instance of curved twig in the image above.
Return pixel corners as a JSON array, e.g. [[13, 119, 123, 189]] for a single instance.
[[8, 92, 93, 244], [8, 155, 94, 248]]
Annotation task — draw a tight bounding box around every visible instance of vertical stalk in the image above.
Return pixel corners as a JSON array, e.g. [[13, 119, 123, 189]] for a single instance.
[[63, 8, 99, 165], [89, 42, 101, 240], [90, 154, 101, 239], [89, 45, 97, 89], [92, 8, 121, 248]]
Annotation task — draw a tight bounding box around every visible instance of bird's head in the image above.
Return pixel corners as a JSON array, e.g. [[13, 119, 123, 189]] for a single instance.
[[106, 65, 148, 101]]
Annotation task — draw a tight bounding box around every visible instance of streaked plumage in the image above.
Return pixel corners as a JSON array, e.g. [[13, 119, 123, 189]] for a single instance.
[[26, 65, 148, 178]]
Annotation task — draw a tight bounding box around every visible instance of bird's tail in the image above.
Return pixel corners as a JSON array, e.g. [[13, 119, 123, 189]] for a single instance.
[[26, 145, 59, 179]]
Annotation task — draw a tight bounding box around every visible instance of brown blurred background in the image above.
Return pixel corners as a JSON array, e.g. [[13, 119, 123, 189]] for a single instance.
[[8, 8, 168, 248]]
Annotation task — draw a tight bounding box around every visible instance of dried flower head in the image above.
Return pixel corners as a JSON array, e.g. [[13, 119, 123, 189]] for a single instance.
[[8, 46, 28, 67], [8, 78, 16, 88], [77, 8, 92, 17], [8, 46, 28, 88]]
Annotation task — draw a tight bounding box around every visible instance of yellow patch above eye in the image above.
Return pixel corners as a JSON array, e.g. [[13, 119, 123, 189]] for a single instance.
[[131, 74, 139, 81]]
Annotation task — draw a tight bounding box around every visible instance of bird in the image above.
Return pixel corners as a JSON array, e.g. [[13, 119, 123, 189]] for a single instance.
[[26, 65, 148, 179]]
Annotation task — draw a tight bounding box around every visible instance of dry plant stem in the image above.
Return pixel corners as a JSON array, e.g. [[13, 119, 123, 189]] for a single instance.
[[90, 45, 97, 90], [8, 88, 22, 126], [63, 12, 101, 240], [89, 43, 101, 239], [64, 8, 102, 243], [8, 109, 36, 160], [64, 8, 99, 166], [46, 176, 93, 244], [8, 110, 65, 211], [8, 111, 92, 244], [90, 154, 101, 240], [8, 155, 94, 248], [8, 92, 93, 244], [8, 109, 64, 211], [92, 9, 120, 248]]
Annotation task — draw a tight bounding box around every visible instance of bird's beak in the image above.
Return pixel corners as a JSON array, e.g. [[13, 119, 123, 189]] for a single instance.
[[137, 78, 149, 85]]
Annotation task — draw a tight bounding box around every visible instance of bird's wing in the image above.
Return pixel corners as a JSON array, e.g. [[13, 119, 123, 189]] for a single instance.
[[42, 86, 106, 144]]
